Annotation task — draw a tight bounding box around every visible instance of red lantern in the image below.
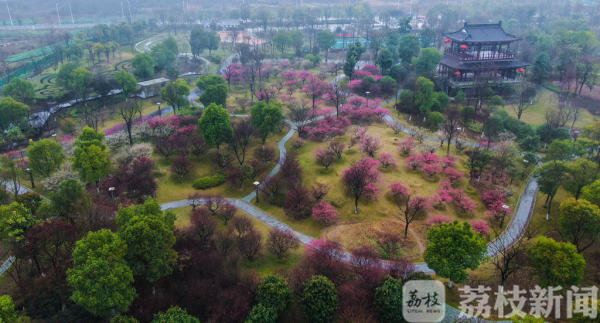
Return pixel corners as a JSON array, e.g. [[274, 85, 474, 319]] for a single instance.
[[445, 39, 451, 43], [455, 71, 461, 76], [518, 68, 525, 73], [460, 44, 468, 50]]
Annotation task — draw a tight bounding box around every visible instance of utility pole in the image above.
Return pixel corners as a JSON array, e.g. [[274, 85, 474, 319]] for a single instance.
[[126, 0, 132, 24], [121, 2, 125, 21], [6, 3, 13, 26], [56, 4, 61, 24], [68, 1, 75, 24]]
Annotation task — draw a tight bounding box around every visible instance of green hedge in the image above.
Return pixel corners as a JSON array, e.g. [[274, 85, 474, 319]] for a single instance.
[[192, 174, 226, 189]]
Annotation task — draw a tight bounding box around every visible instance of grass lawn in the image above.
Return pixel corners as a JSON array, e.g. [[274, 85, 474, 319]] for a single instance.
[[152, 122, 290, 204], [171, 206, 304, 276], [250, 123, 516, 258], [499, 88, 598, 128]]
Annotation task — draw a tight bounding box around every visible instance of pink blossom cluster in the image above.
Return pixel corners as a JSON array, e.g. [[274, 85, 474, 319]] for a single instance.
[[312, 201, 339, 223], [308, 116, 351, 141], [426, 215, 454, 227]]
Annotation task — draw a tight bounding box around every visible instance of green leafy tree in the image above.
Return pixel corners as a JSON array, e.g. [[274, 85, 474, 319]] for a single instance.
[[528, 237, 585, 288], [245, 304, 277, 323], [411, 48, 442, 77], [0, 97, 30, 133], [208, 31, 220, 56], [512, 315, 547, 323], [153, 306, 200, 323], [257, 275, 292, 313], [69, 68, 94, 102], [397, 34, 420, 64], [0, 295, 24, 323], [200, 84, 228, 108], [273, 30, 291, 55], [73, 144, 110, 185], [581, 179, 600, 207], [0, 202, 37, 245], [424, 221, 487, 286], [163, 36, 179, 56], [302, 275, 338, 323], [196, 74, 226, 90], [564, 159, 599, 200], [190, 29, 209, 58], [373, 276, 404, 323], [75, 126, 106, 149], [132, 54, 155, 78], [3, 78, 35, 104], [27, 139, 65, 178], [414, 77, 435, 114], [530, 51, 552, 85], [115, 70, 138, 99], [426, 111, 444, 130], [116, 199, 177, 282], [250, 100, 283, 144], [151, 43, 177, 70], [534, 161, 569, 219], [57, 62, 79, 89], [198, 103, 232, 150], [50, 179, 85, 222], [375, 48, 395, 76], [67, 229, 137, 317], [559, 198, 600, 252], [316, 30, 336, 62], [160, 79, 190, 115], [111, 315, 139, 323]]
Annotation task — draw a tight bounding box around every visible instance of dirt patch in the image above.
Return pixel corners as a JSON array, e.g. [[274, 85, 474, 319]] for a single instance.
[[325, 220, 422, 259]]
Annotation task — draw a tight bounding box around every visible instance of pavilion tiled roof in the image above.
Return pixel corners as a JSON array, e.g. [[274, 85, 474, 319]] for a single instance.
[[443, 22, 522, 43]]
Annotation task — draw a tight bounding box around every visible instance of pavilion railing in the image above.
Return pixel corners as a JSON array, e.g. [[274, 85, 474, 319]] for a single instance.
[[444, 48, 516, 61]]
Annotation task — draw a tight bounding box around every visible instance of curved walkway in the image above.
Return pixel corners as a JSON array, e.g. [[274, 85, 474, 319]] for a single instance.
[[159, 111, 539, 274]]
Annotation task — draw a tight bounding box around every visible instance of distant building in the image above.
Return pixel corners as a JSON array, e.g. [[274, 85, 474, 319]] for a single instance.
[[137, 78, 169, 99], [200, 19, 241, 30], [437, 22, 530, 95]]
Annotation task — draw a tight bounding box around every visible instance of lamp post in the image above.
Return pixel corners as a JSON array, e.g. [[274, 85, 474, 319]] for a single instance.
[[68, 1, 75, 24], [26, 168, 35, 188], [56, 4, 61, 24], [108, 187, 115, 200], [365, 91, 370, 103], [157, 102, 162, 117], [52, 134, 57, 141], [501, 205, 510, 228], [253, 181, 260, 203]]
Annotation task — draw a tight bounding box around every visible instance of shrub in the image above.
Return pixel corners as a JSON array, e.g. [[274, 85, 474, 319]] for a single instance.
[[469, 220, 490, 236], [256, 275, 292, 312], [312, 201, 339, 223], [60, 118, 77, 135], [398, 137, 417, 155], [192, 174, 226, 189], [426, 215, 454, 227], [302, 276, 338, 323]]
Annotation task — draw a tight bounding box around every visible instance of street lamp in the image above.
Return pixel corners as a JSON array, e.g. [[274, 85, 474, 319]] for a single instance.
[[56, 4, 61, 24], [157, 102, 162, 117], [253, 181, 260, 203], [365, 91, 370, 103], [26, 168, 35, 188], [501, 205, 510, 228], [108, 187, 115, 199], [52, 134, 57, 141]]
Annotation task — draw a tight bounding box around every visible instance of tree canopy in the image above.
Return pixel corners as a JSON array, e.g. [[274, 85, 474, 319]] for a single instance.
[[424, 221, 487, 285], [115, 199, 177, 282], [67, 229, 137, 317]]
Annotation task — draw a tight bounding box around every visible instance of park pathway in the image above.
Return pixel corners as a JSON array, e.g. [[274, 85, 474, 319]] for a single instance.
[[5, 36, 532, 321]]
